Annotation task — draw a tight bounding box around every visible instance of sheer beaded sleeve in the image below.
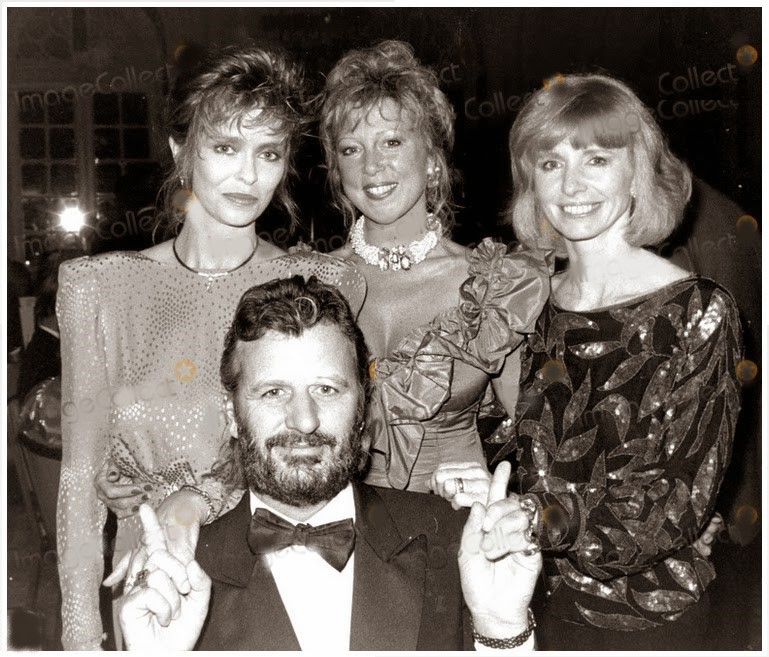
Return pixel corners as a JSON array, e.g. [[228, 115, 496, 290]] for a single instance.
[[56, 258, 110, 650]]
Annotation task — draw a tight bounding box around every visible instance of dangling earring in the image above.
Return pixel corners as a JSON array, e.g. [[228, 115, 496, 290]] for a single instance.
[[426, 212, 442, 232], [427, 166, 441, 189], [179, 176, 188, 189]]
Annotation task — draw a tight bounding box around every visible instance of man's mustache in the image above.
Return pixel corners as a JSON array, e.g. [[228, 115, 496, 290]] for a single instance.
[[265, 432, 337, 450]]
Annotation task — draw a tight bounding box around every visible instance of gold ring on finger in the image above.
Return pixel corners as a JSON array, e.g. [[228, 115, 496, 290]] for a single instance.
[[133, 568, 151, 590]]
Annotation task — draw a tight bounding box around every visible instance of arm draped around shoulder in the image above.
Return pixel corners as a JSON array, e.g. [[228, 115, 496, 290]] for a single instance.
[[56, 259, 110, 650], [526, 286, 743, 580]]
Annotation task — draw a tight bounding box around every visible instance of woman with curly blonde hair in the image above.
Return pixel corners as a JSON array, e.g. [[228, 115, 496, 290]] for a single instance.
[[319, 40, 550, 492]]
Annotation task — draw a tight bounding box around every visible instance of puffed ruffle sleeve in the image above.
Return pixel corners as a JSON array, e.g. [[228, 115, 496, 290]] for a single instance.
[[369, 239, 551, 489]]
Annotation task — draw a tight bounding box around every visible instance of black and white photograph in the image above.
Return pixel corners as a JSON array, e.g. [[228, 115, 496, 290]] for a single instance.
[[4, 2, 762, 651]]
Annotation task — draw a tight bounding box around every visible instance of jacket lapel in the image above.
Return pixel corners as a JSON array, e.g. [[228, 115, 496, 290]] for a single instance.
[[349, 483, 427, 651]]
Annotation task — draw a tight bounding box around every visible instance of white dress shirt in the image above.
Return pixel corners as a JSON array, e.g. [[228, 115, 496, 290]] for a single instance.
[[249, 486, 535, 652], [249, 485, 356, 652]]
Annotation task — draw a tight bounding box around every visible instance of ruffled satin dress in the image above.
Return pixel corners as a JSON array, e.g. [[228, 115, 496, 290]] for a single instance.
[[364, 239, 551, 492]]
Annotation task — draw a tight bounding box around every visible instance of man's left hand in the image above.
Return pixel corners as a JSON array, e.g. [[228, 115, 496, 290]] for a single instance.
[[458, 462, 542, 638]]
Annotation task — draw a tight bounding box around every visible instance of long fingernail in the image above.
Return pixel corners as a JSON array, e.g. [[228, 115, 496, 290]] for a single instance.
[[142, 494, 149, 501], [131, 489, 141, 495], [109, 470, 118, 478], [143, 484, 153, 492], [132, 505, 139, 512]]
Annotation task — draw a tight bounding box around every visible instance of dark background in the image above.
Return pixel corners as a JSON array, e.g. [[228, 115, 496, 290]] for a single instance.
[[204, 7, 762, 252]]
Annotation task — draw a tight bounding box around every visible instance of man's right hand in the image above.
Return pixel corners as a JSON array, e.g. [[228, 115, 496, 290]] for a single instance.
[[119, 505, 211, 651]]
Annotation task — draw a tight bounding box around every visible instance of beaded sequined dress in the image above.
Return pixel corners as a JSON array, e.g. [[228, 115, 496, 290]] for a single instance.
[[496, 276, 743, 630], [364, 239, 551, 491], [56, 250, 364, 650]]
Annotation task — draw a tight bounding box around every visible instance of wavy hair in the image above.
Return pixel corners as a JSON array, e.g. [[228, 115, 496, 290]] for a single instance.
[[160, 43, 310, 233], [220, 275, 371, 403], [319, 40, 456, 231], [507, 73, 692, 256]]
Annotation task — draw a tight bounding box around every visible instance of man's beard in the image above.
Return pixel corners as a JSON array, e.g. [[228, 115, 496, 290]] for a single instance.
[[236, 420, 363, 508]]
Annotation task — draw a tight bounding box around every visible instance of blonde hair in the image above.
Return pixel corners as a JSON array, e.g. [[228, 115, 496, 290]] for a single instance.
[[319, 40, 455, 231], [508, 73, 692, 256]]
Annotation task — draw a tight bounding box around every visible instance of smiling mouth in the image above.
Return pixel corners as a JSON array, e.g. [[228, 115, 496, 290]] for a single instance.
[[223, 193, 259, 206], [562, 203, 600, 216], [363, 183, 398, 199]]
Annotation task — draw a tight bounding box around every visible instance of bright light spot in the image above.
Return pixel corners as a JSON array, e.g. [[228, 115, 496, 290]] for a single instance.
[[59, 206, 85, 232]]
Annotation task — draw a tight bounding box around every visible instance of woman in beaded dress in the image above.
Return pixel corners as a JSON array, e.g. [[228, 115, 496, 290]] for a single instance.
[[434, 73, 743, 650], [57, 44, 363, 651], [318, 40, 550, 492]]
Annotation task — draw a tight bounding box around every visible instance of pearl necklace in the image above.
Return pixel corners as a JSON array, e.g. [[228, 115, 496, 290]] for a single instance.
[[172, 236, 258, 291], [349, 215, 441, 272]]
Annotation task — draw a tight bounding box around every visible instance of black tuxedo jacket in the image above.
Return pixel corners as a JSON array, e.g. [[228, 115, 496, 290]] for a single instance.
[[195, 482, 472, 650]]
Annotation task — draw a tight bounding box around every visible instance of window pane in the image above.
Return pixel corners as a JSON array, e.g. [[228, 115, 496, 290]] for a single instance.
[[48, 98, 75, 124], [20, 128, 45, 159], [17, 92, 45, 124], [123, 128, 149, 158], [21, 164, 47, 195], [95, 128, 121, 158], [93, 93, 120, 125], [51, 164, 78, 195], [122, 93, 148, 124], [22, 197, 49, 231], [96, 163, 121, 193], [49, 127, 75, 159]]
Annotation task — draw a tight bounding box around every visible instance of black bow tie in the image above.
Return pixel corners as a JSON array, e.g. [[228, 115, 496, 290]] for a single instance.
[[247, 507, 356, 572]]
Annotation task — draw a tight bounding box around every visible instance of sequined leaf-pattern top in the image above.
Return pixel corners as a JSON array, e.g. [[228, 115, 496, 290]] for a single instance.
[[496, 276, 743, 630], [365, 239, 551, 491], [56, 250, 364, 651]]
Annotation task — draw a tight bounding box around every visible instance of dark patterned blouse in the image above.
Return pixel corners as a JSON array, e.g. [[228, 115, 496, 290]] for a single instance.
[[496, 276, 743, 630]]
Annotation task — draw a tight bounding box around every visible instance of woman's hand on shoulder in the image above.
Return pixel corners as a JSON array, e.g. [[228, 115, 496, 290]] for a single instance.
[[94, 460, 150, 519], [430, 461, 491, 510]]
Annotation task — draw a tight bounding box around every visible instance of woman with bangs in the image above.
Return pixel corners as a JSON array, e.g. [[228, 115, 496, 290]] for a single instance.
[[318, 40, 550, 493], [57, 44, 363, 650], [472, 74, 742, 649]]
